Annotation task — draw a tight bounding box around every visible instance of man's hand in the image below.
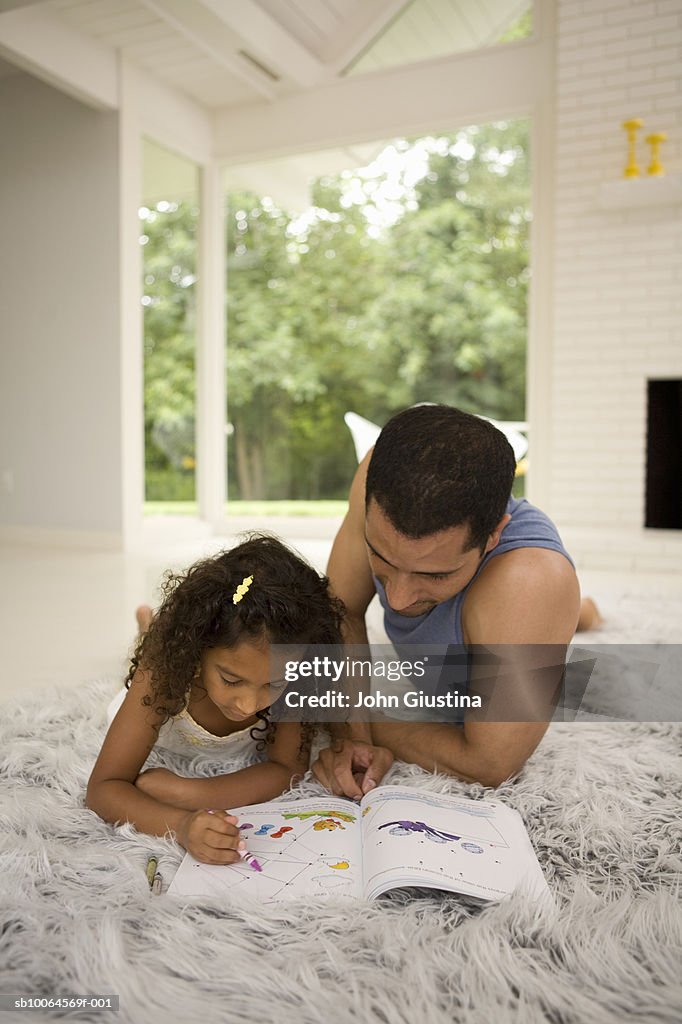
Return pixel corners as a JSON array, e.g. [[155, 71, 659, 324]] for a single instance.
[[312, 740, 394, 800]]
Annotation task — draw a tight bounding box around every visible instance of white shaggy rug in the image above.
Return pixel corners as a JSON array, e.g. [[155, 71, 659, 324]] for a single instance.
[[1, 678, 681, 1024]]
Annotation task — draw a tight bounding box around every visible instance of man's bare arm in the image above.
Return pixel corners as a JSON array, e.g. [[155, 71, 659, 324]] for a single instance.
[[326, 451, 376, 642], [370, 720, 548, 788], [325, 452, 377, 743], [312, 451, 397, 797], [374, 548, 580, 786], [371, 641, 566, 786]]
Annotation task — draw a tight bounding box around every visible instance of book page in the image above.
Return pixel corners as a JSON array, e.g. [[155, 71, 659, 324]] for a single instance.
[[360, 786, 549, 903], [167, 798, 363, 903]]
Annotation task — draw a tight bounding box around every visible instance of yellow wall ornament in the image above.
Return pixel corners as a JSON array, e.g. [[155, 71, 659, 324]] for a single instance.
[[645, 132, 667, 176], [622, 118, 643, 178]]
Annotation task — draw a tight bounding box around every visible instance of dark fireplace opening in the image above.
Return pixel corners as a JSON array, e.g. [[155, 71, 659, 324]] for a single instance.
[[646, 379, 682, 530]]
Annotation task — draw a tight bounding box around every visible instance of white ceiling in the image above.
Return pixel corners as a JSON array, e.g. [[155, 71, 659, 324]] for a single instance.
[[44, 0, 528, 111], [1, 0, 530, 209]]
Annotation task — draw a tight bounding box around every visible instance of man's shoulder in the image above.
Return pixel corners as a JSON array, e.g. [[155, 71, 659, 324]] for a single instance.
[[480, 545, 573, 582], [462, 547, 579, 643]]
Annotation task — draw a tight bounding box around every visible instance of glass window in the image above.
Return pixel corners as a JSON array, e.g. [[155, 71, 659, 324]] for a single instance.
[[141, 139, 199, 516], [346, 1, 532, 77], [224, 119, 530, 517]]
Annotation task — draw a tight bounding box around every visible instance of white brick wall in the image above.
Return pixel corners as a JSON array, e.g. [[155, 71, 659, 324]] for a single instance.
[[550, 0, 682, 571]]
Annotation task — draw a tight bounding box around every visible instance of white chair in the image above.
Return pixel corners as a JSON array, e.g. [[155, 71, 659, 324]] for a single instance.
[[344, 410, 528, 465], [343, 411, 382, 463], [479, 417, 529, 463]]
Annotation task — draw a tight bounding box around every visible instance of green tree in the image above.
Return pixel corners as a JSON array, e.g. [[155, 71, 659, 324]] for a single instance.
[[143, 121, 530, 503], [361, 121, 529, 421], [226, 185, 384, 499], [141, 201, 198, 500]]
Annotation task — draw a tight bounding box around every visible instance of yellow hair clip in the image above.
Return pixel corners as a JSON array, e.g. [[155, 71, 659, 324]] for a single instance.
[[232, 575, 254, 604]]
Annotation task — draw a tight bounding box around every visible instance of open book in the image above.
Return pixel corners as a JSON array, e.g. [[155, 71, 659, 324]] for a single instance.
[[168, 785, 549, 904]]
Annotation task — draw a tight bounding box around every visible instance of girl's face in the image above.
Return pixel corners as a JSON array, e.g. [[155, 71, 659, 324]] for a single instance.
[[199, 640, 287, 722]]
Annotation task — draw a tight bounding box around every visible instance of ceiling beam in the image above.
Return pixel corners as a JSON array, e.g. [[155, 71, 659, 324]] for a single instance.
[[130, 59, 212, 165], [319, 0, 412, 74], [213, 35, 548, 165], [0, 4, 117, 109], [200, 0, 327, 87], [138, 0, 278, 100]]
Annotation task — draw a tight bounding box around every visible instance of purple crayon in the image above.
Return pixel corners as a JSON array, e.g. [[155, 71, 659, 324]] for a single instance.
[[241, 850, 263, 873], [205, 810, 262, 871]]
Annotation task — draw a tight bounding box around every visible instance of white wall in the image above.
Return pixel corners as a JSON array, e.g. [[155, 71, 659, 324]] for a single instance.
[[0, 72, 123, 539], [551, 0, 682, 571]]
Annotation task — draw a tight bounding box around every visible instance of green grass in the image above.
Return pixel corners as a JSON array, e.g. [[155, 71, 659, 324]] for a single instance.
[[144, 501, 198, 516], [144, 500, 347, 517]]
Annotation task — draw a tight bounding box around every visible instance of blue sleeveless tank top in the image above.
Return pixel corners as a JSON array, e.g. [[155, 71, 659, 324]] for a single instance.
[[376, 497, 574, 648], [373, 498, 574, 720]]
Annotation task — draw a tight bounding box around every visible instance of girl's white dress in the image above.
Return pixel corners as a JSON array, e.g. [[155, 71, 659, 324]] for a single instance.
[[106, 689, 257, 759]]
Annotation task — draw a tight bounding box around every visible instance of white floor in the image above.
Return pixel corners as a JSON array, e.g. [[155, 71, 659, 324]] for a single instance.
[[0, 525, 337, 705], [1, 523, 681, 706]]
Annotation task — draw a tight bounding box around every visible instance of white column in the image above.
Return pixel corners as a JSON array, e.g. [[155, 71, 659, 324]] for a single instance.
[[525, 0, 556, 513], [119, 59, 145, 550], [196, 160, 227, 524]]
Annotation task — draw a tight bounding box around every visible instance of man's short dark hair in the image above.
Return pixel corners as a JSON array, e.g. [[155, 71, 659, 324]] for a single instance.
[[365, 405, 516, 552]]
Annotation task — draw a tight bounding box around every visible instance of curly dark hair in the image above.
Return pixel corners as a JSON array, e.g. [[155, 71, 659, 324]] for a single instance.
[[125, 534, 345, 754], [365, 405, 516, 553]]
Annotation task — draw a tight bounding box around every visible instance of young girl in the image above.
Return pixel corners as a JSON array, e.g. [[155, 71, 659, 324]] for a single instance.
[[86, 535, 344, 866]]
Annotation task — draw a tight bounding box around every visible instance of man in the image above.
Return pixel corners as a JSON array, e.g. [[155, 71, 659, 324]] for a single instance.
[[313, 405, 596, 797]]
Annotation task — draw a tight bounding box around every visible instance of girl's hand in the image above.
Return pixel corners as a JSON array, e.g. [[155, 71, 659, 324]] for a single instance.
[[135, 767, 187, 804], [176, 810, 244, 865]]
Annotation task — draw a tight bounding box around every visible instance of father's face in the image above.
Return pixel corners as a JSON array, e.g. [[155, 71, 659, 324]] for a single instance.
[[364, 499, 501, 617]]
